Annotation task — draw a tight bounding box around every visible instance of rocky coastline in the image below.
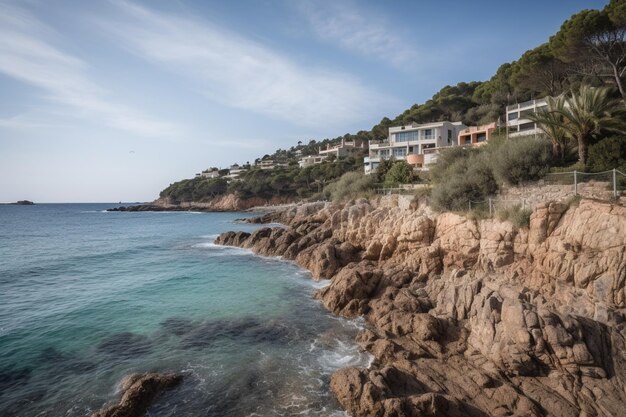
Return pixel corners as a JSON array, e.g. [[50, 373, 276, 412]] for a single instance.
[[107, 194, 296, 213], [215, 197, 626, 417]]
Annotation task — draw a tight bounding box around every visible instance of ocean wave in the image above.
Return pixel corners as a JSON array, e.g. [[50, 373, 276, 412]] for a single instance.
[[308, 279, 331, 289], [310, 338, 373, 373], [199, 234, 220, 240], [191, 242, 255, 256]]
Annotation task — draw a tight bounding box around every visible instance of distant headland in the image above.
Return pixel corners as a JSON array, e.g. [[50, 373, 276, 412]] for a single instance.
[[4, 200, 35, 205]]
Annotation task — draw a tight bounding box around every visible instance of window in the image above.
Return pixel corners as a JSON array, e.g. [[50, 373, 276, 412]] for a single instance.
[[508, 112, 519, 121], [519, 122, 536, 132], [520, 109, 535, 119], [393, 148, 406, 157], [379, 149, 390, 157], [447, 129, 452, 144], [395, 131, 419, 142], [477, 132, 487, 142], [423, 129, 434, 140]]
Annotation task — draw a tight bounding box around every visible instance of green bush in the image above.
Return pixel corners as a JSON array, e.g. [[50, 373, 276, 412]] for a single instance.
[[588, 136, 626, 173], [431, 152, 498, 211], [491, 136, 552, 185], [323, 171, 375, 202], [429, 146, 476, 184], [384, 161, 413, 186]]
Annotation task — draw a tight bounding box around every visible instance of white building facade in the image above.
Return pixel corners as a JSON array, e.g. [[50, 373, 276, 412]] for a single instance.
[[506, 99, 547, 138], [364, 121, 467, 174]]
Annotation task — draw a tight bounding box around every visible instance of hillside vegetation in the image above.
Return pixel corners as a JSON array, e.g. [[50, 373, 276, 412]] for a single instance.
[[160, 0, 626, 205]]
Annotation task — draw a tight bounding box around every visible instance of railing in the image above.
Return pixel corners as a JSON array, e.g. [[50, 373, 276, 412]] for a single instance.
[[376, 184, 429, 195], [468, 169, 626, 213], [542, 169, 625, 197], [506, 100, 534, 112], [468, 198, 531, 215]]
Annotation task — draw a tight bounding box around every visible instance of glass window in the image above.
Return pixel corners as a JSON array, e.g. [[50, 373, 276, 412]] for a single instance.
[[508, 112, 519, 121], [519, 122, 536, 132], [477, 132, 487, 142], [423, 129, 434, 140], [520, 109, 535, 119], [395, 131, 419, 142], [380, 149, 390, 157], [393, 148, 407, 157]]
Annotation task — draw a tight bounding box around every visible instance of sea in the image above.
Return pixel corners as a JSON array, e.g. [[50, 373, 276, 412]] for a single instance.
[[0, 204, 371, 416]]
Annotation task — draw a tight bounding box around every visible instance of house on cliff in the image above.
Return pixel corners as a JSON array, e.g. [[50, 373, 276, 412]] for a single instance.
[[506, 98, 547, 138], [364, 121, 467, 174]]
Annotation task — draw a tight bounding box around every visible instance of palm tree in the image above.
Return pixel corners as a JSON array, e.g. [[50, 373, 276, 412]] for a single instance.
[[527, 95, 569, 162], [558, 86, 626, 167]]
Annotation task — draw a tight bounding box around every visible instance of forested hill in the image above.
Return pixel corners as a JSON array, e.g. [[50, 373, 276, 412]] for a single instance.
[[159, 0, 626, 205], [263, 0, 626, 158]]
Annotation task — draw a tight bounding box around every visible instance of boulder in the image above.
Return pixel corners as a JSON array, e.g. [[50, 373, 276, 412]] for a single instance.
[[91, 372, 182, 417]]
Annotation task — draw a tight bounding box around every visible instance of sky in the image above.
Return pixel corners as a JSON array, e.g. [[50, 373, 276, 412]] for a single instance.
[[0, 0, 609, 203]]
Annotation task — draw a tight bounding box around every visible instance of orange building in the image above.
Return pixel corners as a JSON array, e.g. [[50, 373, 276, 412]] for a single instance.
[[457, 122, 497, 146]]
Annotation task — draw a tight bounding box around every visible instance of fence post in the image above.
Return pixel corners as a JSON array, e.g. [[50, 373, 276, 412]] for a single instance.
[[574, 170, 578, 196], [488, 198, 493, 216], [614, 168, 617, 198], [469, 200, 471, 211]]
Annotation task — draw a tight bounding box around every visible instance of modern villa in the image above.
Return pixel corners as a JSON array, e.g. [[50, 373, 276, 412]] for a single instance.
[[458, 122, 497, 146], [318, 138, 368, 158], [226, 164, 246, 179], [506, 99, 547, 137], [196, 168, 219, 179], [364, 121, 467, 174], [298, 138, 368, 168], [298, 155, 326, 168], [256, 160, 284, 170]]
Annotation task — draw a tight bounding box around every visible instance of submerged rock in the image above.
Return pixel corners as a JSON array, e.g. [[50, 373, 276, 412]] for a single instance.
[[91, 372, 182, 417]]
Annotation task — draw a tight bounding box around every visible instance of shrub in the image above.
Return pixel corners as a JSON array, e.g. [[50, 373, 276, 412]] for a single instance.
[[384, 161, 413, 186], [431, 152, 498, 211], [374, 157, 396, 182], [411, 186, 432, 207], [491, 136, 552, 185], [496, 205, 532, 229], [429, 146, 476, 184], [323, 171, 375, 202], [588, 136, 626, 173]]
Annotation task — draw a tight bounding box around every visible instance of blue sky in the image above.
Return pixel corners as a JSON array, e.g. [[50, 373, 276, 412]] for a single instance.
[[0, 0, 608, 202]]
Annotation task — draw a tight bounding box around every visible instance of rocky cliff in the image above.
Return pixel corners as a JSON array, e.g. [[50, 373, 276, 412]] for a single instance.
[[216, 197, 626, 417]]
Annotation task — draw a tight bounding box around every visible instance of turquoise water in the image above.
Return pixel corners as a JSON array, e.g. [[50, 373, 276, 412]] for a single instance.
[[0, 204, 370, 416]]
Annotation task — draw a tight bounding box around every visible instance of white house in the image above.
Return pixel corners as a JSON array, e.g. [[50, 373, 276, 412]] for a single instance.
[[506, 99, 547, 138], [318, 138, 368, 158], [298, 155, 327, 168], [226, 164, 246, 179], [364, 121, 467, 174], [196, 168, 220, 179]]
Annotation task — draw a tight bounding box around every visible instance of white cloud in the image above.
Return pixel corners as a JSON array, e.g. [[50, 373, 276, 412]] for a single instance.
[[0, 1, 179, 138], [296, 0, 418, 69], [98, 0, 394, 129]]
